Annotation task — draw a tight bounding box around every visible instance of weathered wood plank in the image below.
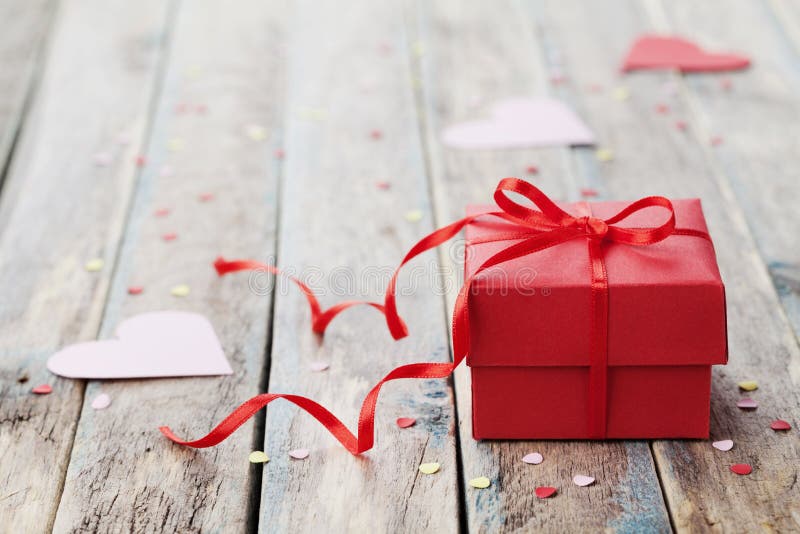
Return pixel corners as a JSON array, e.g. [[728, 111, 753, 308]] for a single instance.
[[0, 0, 54, 182], [412, 1, 672, 531], [0, 1, 171, 531], [257, 0, 459, 531], [51, 0, 286, 531], [534, 0, 800, 530]]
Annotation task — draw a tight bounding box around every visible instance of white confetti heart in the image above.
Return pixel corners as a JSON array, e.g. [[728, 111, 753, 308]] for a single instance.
[[91, 393, 111, 410], [573, 475, 595, 487], [736, 398, 758, 409], [522, 452, 543, 465], [289, 448, 309, 459], [712, 439, 734, 451], [309, 361, 330, 372]]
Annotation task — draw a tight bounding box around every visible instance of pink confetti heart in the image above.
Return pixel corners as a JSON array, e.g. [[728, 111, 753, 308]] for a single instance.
[[522, 452, 543, 465], [535, 486, 557, 499], [396, 417, 416, 428], [572, 475, 595, 487], [91, 393, 111, 410], [32, 384, 52, 395], [47, 311, 232, 379], [442, 98, 595, 149], [309, 361, 329, 372], [93, 152, 112, 167], [712, 439, 734, 451], [770, 419, 791, 431], [730, 463, 752, 475], [289, 448, 309, 459], [737, 398, 758, 410]]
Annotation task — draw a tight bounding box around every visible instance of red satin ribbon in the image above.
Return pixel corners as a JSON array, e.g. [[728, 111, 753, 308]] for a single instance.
[[160, 178, 709, 452]]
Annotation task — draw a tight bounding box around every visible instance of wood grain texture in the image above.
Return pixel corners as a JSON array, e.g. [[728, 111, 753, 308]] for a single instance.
[[257, 0, 459, 531], [0, 1, 171, 531], [51, 0, 286, 531], [534, 0, 800, 530], [0, 0, 54, 182], [412, 1, 671, 531]]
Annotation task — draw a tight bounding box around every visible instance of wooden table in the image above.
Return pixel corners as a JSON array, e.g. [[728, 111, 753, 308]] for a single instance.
[[1, 0, 798, 532]]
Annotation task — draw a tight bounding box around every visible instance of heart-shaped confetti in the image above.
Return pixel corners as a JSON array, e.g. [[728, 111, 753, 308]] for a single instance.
[[167, 138, 185, 152], [469, 477, 491, 489], [154, 208, 170, 217], [595, 148, 614, 162], [525, 165, 539, 175], [612, 86, 630, 100], [738, 380, 758, 391], [580, 188, 598, 198], [162, 233, 178, 242], [274, 149, 285, 159], [770, 419, 791, 431], [289, 448, 310, 459], [419, 462, 440, 474], [249, 451, 269, 464], [737, 398, 758, 410], [396, 417, 416, 428], [91, 393, 111, 410], [128, 286, 144, 295], [522, 452, 544, 465], [730, 463, 752, 475], [171, 285, 190, 297], [309, 361, 330, 372], [85, 259, 104, 272], [535, 486, 557, 499], [93, 152, 112, 167], [32, 384, 52, 395], [246, 124, 267, 141], [405, 210, 423, 223], [712, 439, 734, 451], [572, 475, 595, 487], [198, 193, 214, 202]]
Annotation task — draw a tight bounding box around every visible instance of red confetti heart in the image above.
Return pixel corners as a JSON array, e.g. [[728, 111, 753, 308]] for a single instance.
[[135, 155, 147, 167], [535, 486, 557, 499], [274, 148, 285, 159], [375, 181, 391, 190], [656, 103, 669, 114], [162, 233, 178, 242], [730, 463, 752, 475], [32, 384, 52, 395], [580, 188, 598, 198], [128, 286, 144, 295], [154, 208, 170, 217], [525, 165, 539, 175], [370, 129, 383, 140], [396, 417, 416, 428], [770, 419, 791, 431], [198, 193, 214, 202], [675, 120, 688, 131], [710, 136, 723, 147]]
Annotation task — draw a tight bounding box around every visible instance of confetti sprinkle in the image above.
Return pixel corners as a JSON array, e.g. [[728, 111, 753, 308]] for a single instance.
[[522, 452, 544, 465], [572, 475, 595, 487], [294, 106, 327, 121], [738, 380, 758, 391], [309, 361, 330, 372], [469, 477, 491, 489], [396, 417, 416, 428], [162, 233, 178, 242], [770, 419, 791, 431], [550, 73, 567, 85], [93, 152, 112, 167], [720, 78, 732, 91], [246, 124, 268, 141], [175, 103, 188, 114], [85, 258, 104, 272], [274, 148, 285, 159], [535, 486, 557, 499], [375, 181, 391, 190], [580, 188, 598, 198], [167, 138, 185, 152], [730, 463, 752, 475], [710, 136, 723, 147], [712, 439, 734, 451], [737, 398, 758, 410], [289, 448, 310, 459], [370, 129, 383, 140], [128, 286, 144, 295], [656, 103, 670, 114], [412, 41, 425, 57], [116, 133, 131, 145], [195, 104, 208, 114], [170, 284, 190, 297], [595, 148, 614, 162], [612, 86, 630, 101], [419, 462, 440, 475], [154, 208, 170, 217], [675, 120, 688, 131], [159, 165, 174, 177], [198, 193, 214, 202], [587, 83, 604, 93], [135, 155, 147, 167], [91, 393, 111, 410], [249, 451, 269, 464], [526, 165, 539, 175], [32, 384, 52, 395], [405, 210, 423, 223]]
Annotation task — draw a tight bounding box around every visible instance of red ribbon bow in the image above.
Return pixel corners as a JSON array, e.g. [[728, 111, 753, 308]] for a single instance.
[[160, 178, 708, 452]]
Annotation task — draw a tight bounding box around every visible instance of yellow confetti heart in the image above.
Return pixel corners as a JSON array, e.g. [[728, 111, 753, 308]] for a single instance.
[[418, 462, 440, 474], [595, 148, 614, 162], [249, 451, 269, 464], [85, 258, 104, 272], [405, 210, 423, 223], [738, 380, 758, 391], [167, 137, 185, 152], [469, 476, 491, 489], [612, 86, 630, 101], [245, 125, 267, 141], [294, 106, 327, 121], [170, 284, 190, 297], [412, 41, 425, 57]]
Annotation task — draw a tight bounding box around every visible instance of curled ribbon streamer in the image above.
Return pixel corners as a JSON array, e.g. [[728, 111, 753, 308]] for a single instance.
[[160, 178, 709, 452]]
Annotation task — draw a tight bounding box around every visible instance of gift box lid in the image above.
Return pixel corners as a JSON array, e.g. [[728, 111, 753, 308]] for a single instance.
[[465, 199, 727, 368]]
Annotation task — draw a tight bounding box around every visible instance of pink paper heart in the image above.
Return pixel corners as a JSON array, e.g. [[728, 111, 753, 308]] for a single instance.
[[737, 398, 758, 410], [47, 311, 232, 378], [522, 452, 544, 465], [572, 475, 595, 487], [442, 98, 595, 149], [712, 439, 734, 451]]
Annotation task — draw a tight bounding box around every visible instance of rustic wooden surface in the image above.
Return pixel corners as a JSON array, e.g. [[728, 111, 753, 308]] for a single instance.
[[0, 0, 798, 532]]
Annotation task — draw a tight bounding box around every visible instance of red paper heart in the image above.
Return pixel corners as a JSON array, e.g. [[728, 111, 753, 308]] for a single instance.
[[730, 463, 752, 475], [535, 486, 557, 499], [622, 35, 750, 73], [32, 384, 52, 395], [770, 419, 791, 431], [396, 417, 416, 428]]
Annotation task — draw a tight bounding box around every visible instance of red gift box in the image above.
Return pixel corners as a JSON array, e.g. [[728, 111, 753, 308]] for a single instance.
[[465, 198, 727, 439]]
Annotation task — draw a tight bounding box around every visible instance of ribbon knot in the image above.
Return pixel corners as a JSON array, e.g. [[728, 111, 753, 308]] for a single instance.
[[570, 216, 608, 239]]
